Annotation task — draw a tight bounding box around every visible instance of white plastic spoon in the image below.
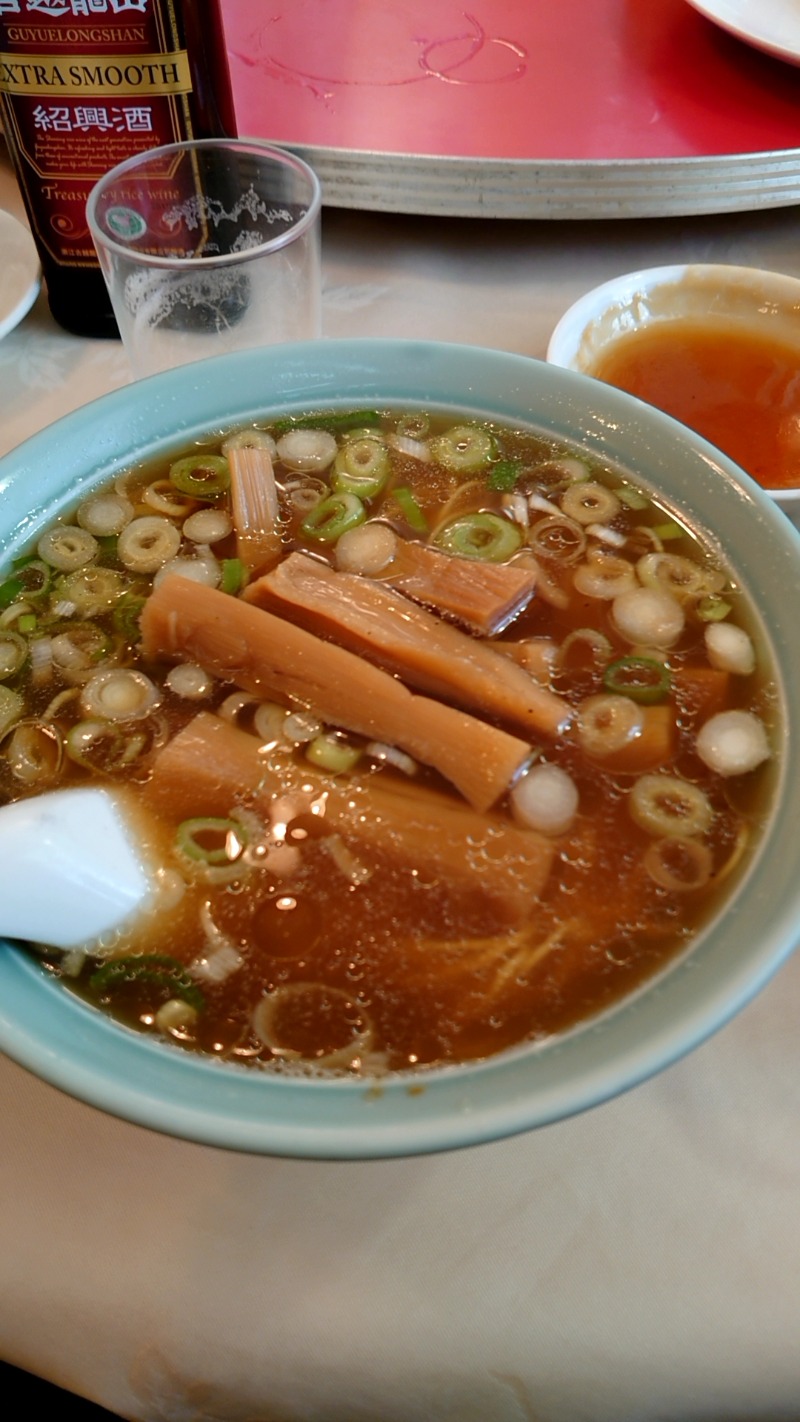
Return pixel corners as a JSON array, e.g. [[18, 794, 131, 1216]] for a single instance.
[[0, 786, 153, 949]]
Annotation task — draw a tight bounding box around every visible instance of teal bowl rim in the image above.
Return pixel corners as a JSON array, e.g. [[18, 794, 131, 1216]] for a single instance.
[[1, 337, 799, 1159]]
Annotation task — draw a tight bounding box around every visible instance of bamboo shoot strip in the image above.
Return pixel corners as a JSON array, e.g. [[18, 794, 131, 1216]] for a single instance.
[[247, 552, 571, 740], [140, 575, 533, 810], [144, 712, 554, 919], [228, 445, 282, 574], [381, 538, 538, 636]]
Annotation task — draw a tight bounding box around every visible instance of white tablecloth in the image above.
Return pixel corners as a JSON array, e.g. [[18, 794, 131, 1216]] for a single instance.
[[1, 150, 800, 1421]]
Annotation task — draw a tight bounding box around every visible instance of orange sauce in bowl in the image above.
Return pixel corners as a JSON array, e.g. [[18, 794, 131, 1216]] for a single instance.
[[591, 317, 800, 490]]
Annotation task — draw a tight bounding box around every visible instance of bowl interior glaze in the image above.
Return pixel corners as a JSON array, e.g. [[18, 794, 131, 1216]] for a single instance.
[[1, 338, 799, 1159]]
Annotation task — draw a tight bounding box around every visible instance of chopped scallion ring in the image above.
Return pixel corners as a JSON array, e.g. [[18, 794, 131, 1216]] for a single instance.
[[433, 511, 522, 563], [37, 525, 98, 573], [331, 438, 390, 498], [629, 773, 713, 838], [176, 816, 248, 866], [603, 655, 671, 705], [89, 955, 205, 1011], [487, 459, 522, 492], [0, 629, 27, 680], [306, 732, 363, 774], [390, 486, 428, 532], [430, 425, 495, 473], [221, 557, 247, 595], [273, 409, 381, 437], [561, 481, 620, 526], [301, 492, 366, 543], [169, 454, 230, 500]]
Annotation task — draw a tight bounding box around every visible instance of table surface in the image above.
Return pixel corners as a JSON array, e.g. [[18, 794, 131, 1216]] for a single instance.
[[228, 0, 800, 160], [223, 0, 800, 218], [1, 146, 800, 1422]]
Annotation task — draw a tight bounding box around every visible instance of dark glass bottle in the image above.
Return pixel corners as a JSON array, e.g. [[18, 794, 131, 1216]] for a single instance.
[[0, 0, 237, 338]]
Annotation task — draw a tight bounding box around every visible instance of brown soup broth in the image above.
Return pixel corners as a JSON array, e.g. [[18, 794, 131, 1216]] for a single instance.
[[591, 316, 800, 491], [0, 409, 778, 1074]]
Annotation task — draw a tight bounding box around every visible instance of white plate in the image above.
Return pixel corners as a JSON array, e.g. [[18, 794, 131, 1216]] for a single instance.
[[685, 0, 800, 65], [0, 209, 40, 339]]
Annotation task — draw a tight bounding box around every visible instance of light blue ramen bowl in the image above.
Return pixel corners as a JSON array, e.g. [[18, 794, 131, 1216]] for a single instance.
[[1, 339, 799, 1159]]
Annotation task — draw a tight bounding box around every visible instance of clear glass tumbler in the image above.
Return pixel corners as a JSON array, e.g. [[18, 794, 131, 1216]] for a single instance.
[[87, 138, 322, 378]]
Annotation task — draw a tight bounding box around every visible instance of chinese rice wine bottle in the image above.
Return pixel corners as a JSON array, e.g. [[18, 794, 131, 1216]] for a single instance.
[[0, 0, 237, 337]]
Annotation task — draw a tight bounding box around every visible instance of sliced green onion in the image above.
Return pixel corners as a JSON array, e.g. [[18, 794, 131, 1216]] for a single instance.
[[95, 535, 119, 560], [341, 427, 382, 444], [430, 425, 495, 473], [142, 479, 196, 517], [433, 512, 522, 563], [390, 486, 428, 532], [331, 438, 390, 498], [528, 514, 586, 564], [561, 481, 620, 526], [0, 684, 23, 737], [56, 566, 127, 616], [529, 457, 591, 498], [112, 595, 146, 640], [698, 594, 733, 622], [0, 574, 25, 609], [557, 627, 613, 671], [165, 663, 214, 700], [221, 428, 277, 458], [0, 601, 34, 632], [4, 558, 51, 603], [65, 718, 150, 772], [644, 836, 713, 892], [175, 816, 248, 866], [487, 459, 522, 492], [603, 655, 671, 705], [395, 413, 430, 440], [50, 621, 110, 672], [89, 955, 205, 1011], [17, 614, 37, 635], [169, 454, 230, 500], [273, 409, 381, 436], [577, 694, 645, 759], [617, 486, 651, 511], [221, 557, 247, 595], [637, 551, 723, 603], [37, 525, 98, 572], [651, 521, 685, 542], [572, 550, 636, 600], [0, 629, 27, 680], [80, 668, 160, 721], [117, 516, 181, 573], [305, 732, 363, 774], [3, 719, 63, 785], [301, 492, 366, 543], [629, 773, 713, 838]]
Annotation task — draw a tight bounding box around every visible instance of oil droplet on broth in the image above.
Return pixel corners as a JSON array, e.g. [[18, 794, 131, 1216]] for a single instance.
[[251, 892, 323, 958]]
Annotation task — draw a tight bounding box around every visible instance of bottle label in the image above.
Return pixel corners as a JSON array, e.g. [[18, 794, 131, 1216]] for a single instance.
[[0, 0, 198, 271]]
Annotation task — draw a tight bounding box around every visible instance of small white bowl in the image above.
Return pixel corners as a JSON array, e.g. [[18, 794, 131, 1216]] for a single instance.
[[546, 263, 800, 522]]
